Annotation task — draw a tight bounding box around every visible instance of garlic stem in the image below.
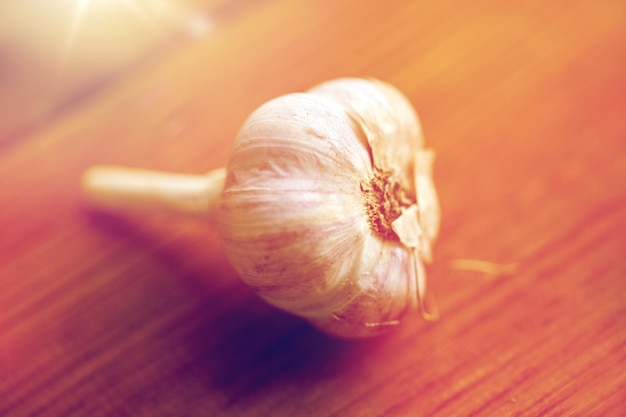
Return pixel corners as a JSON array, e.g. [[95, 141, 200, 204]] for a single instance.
[[82, 165, 226, 220]]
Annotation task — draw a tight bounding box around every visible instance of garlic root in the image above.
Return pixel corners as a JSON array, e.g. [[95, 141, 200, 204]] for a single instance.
[[83, 165, 226, 220], [450, 259, 519, 277]]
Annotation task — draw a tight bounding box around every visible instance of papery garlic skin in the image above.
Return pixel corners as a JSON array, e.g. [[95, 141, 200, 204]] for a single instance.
[[218, 78, 439, 338]]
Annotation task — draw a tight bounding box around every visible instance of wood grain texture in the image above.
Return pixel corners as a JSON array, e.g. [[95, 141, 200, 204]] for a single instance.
[[1, 0, 625, 416]]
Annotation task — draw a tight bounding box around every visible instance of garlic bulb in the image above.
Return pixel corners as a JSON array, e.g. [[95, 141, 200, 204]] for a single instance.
[[82, 77, 440, 338], [218, 78, 439, 337]]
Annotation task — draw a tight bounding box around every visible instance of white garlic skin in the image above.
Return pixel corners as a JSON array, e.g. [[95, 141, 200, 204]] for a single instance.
[[218, 78, 439, 338]]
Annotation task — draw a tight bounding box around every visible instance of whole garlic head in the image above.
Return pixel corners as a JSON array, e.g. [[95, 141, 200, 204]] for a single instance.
[[218, 78, 440, 338]]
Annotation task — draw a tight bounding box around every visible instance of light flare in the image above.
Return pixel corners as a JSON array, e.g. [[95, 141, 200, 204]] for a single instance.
[[58, 0, 92, 79], [56, 0, 175, 84]]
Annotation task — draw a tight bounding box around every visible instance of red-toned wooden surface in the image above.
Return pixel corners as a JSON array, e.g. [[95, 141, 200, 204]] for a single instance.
[[1, 1, 625, 416]]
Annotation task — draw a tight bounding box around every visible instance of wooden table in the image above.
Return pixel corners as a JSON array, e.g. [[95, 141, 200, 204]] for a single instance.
[[1, 1, 624, 415]]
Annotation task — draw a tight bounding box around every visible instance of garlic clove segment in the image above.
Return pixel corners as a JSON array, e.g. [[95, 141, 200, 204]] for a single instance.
[[218, 94, 374, 313], [218, 78, 439, 338], [310, 78, 423, 192]]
